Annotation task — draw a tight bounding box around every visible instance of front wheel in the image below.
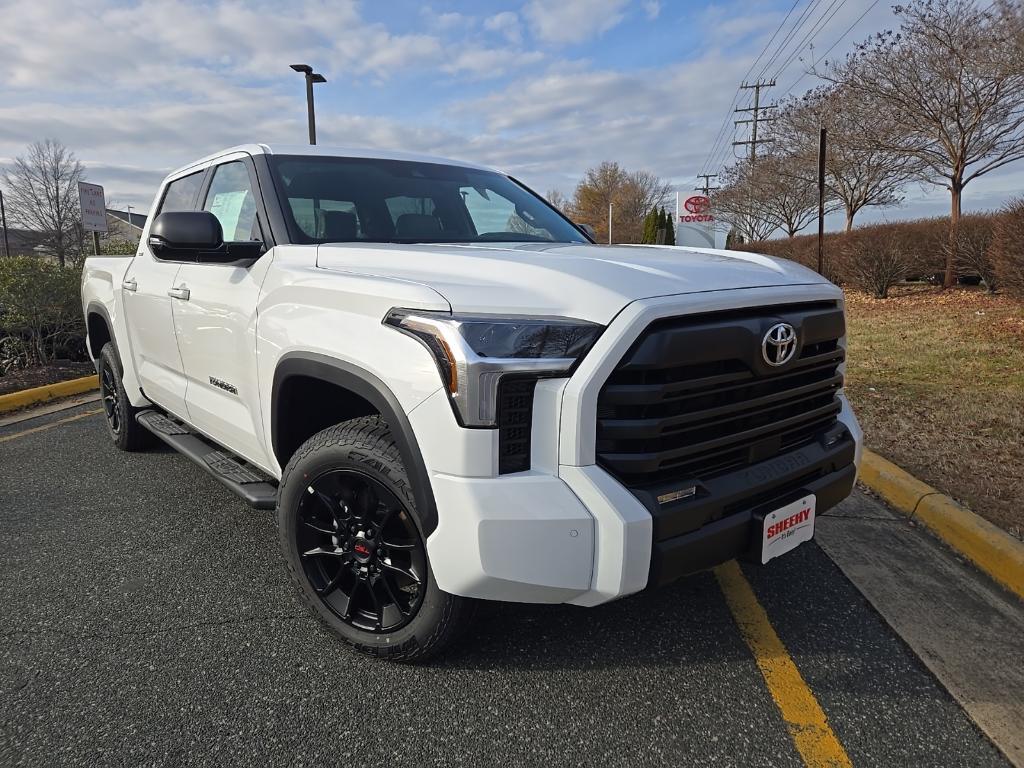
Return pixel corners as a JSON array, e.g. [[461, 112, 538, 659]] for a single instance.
[[277, 416, 474, 662], [98, 343, 151, 451]]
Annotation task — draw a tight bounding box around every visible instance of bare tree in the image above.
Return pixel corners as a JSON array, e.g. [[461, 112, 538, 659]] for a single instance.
[[773, 87, 922, 231], [545, 189, 569, 213], [711, 162, 782, 242], [1, 140, 85, 267], [755, 154, 827, 238], [825, 0, 1024, 286], [568, 161, 671, 243]]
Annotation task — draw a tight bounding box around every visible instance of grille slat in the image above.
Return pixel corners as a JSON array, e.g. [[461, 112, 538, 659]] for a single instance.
[[596, 302, 845, 487], [599, 400, 842, 475], [598, 373, 843, 439]]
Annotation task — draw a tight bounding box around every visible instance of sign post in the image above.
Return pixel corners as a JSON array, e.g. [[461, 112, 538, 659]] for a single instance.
[[77, 181, 107, 256], [817, 127, 827, 275], [675, 192, 715, 247]]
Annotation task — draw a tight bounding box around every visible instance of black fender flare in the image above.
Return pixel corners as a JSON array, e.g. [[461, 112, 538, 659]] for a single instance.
[[270, 352, 439, 536], [85, 301, 118, 366]]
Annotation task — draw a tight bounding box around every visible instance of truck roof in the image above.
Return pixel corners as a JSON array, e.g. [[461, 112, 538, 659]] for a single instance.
[[169, 143, 495, 179]]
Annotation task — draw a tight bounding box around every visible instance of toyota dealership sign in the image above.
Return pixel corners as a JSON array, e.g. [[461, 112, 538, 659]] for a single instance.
[[675, 193, 715, 247]]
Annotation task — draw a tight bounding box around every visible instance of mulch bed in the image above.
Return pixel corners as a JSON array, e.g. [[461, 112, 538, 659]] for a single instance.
[[0, 361, 96, 396]]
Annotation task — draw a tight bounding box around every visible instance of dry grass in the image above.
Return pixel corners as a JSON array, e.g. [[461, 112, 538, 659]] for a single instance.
[[844, 284, 1024, 537]]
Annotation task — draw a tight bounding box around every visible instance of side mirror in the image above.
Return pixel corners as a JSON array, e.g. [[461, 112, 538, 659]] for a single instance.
[[577, 222, 596, 241], [148, 211, 263, 262], [148, 211, 223, 259]]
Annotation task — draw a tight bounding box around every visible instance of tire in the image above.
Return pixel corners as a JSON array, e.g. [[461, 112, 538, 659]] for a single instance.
[[277, 416, 474, 662], [98, 343, 151, 451]]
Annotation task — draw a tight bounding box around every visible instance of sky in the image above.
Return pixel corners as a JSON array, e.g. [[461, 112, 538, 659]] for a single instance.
[[1, 0, 1022, 237]]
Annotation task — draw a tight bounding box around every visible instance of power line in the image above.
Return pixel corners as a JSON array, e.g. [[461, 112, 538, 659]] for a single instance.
[[754, 0, 828, 81], [732, 80, 777, 164], [769, 0, 850, 82], [780, 0, 881, 94], [699, 0, 805, 175], [696, 175, 720, 196]]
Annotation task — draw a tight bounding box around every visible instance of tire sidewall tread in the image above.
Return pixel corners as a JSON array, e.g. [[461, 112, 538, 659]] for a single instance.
[[277, 416, 473, 663], [99, 343, 150, 452]]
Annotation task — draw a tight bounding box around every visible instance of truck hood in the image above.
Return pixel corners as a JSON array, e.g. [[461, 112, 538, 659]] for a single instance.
[[315, 242, 830, 324]]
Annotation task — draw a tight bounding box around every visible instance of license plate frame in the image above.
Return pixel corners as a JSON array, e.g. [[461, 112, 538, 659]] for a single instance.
[[760, 494, 816, 564]]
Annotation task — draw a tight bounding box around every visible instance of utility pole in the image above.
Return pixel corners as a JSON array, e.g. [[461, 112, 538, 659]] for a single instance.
[[0, 186, 10, 258], [290, 64, 327, 145], [608, 203, 613, 245], [732, 80, 777, 165], [695, 173, 719, 196]]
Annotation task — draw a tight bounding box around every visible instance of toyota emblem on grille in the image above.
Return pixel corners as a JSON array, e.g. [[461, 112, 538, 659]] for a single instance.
[[762, 323, 798, 366]]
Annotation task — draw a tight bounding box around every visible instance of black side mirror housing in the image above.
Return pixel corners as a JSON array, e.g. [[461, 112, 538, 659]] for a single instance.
[[149, 211, 223, 258], [148, 211, 263, 262]]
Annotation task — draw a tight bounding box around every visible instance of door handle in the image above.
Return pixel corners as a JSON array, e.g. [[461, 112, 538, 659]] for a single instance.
[[122, 278, 137, 292], [167, 285, 190, 301]]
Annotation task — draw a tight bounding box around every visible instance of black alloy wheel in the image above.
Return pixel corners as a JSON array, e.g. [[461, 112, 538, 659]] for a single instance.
[[296, 468, 427, 633], [99, 357, 122, 436]]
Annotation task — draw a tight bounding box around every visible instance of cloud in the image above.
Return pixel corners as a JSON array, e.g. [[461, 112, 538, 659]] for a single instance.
[[484, 11, 523, 44], [441, 47, 545, 78], [0, 0, 447, 95], [522, 0, 631, 44], [429, 10, 474, 31], [642, 1, 661, 20], [0, 0, 1017, 225]]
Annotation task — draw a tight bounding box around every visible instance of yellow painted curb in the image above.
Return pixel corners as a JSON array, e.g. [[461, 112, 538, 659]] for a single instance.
[[0, 374, 99, 414], [860, 448, 1024, 601]]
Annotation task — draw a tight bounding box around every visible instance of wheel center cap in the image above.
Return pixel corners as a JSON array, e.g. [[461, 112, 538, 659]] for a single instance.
[[352, 538, 375, 563]]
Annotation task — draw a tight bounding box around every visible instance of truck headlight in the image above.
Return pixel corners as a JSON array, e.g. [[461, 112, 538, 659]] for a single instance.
[[384, 309, 603, 426]]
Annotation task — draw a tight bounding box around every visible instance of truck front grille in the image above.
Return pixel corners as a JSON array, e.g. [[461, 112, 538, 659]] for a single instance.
[[595, 302, 845, 488]]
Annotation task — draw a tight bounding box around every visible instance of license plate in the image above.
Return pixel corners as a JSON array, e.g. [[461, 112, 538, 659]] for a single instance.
[[761, 495, 816, 564]]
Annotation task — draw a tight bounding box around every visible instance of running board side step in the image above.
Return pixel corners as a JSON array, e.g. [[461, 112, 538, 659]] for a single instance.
[[136, 410, 278, 509]]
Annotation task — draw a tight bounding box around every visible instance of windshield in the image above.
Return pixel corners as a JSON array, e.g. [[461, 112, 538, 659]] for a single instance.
[[269, 155, 588, 245]]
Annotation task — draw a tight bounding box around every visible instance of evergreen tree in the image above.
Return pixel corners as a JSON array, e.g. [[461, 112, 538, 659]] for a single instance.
[[641, 208, 657, 244], [663, 207, 675, 245]]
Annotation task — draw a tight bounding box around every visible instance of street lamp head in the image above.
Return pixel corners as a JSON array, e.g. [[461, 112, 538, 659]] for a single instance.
[[290, 64, 313, 74], [310, 73, 327, 84]]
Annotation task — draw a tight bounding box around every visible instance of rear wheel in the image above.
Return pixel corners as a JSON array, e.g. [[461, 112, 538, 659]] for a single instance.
[[98, 343, 150, 451], [277, 416, 474, 662]]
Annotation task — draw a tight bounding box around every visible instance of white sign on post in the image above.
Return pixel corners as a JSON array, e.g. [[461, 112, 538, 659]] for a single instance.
[[78, 182, 108, 233]]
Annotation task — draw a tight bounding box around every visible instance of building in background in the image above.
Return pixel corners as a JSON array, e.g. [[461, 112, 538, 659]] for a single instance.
[[104, 209, 147, 245]]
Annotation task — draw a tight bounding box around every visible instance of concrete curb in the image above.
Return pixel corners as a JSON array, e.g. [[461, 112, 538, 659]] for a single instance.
[[860, 448, 1024, 601], [0, 375, 99, 414]]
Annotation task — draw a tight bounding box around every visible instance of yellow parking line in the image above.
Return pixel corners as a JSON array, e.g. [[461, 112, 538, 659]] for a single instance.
[[715, 560, 852, 768], [0, 408, 104, 444]]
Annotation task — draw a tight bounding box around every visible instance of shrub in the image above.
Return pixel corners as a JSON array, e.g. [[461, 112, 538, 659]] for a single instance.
[[842, 231, 910, 298], [946, 214, 997, 291], [991, 198, 1024, 299], [732, 213, 1000, 293], [0, 255, 85, 368]]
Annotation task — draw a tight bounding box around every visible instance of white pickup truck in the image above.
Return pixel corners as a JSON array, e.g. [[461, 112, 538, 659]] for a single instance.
[[81, 144, 862, 661]]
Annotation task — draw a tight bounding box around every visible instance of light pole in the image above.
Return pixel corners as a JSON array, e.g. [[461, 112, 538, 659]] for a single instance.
[[290, 64, 327, 145]]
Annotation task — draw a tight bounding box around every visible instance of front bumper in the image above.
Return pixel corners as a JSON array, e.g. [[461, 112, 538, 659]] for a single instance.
[[647, 435, 856, 587], [415, 286, 862, 607]]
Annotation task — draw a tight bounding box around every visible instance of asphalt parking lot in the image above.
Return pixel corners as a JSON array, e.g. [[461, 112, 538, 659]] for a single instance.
[[0, 402, 1011, 767]]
